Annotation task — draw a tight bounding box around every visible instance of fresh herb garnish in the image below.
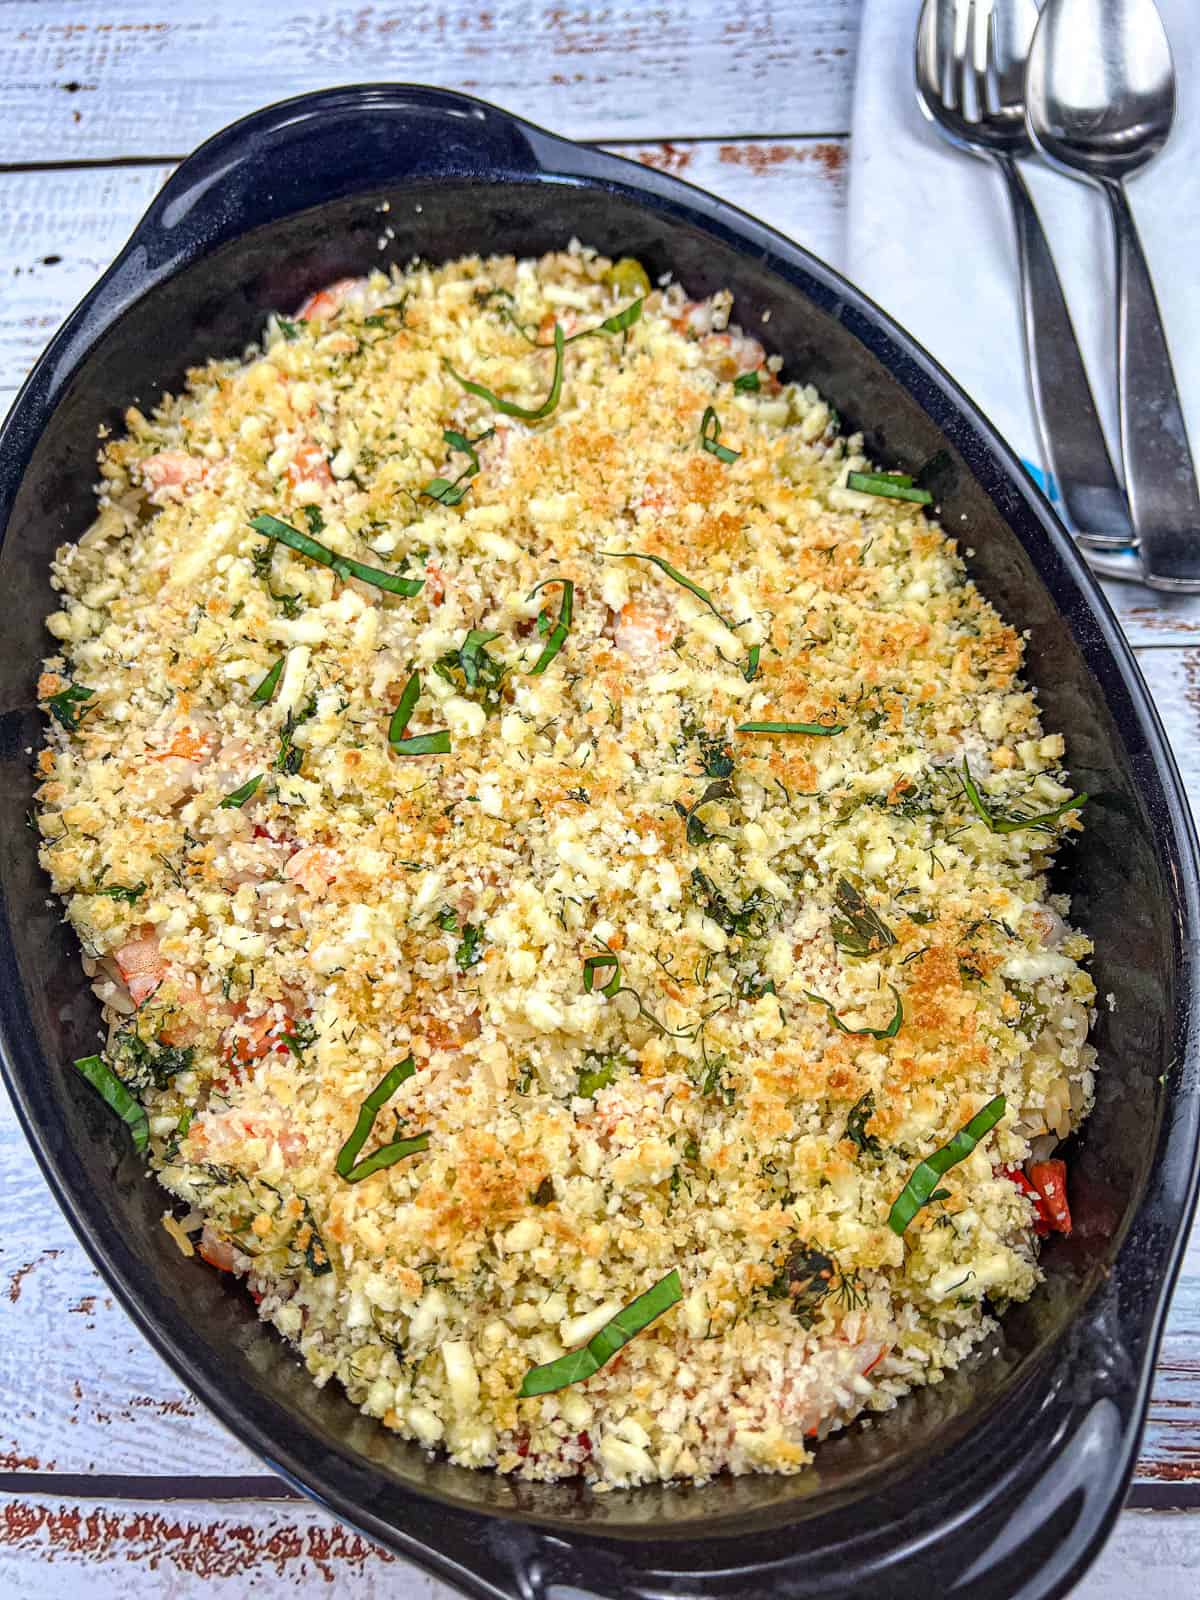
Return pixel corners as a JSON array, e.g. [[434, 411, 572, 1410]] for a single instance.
[[698, 1050, 733, 1103], [959, 760, 1087, 835], [744, 644, 761, 682], [455, 923, 484, 971], [690, 868, 771, 940], [335, 1056, 429, 1183], [605, 551, 734, 630], [422, 427, 495, 507], [45, 683, 95, 733], [566, 297, 644, 343], [446, 323, 565, 421], [434, 628, 507, 715], [528, 578, 574, 675], [388, 672, 451, 757], [845, 1090, 883, 1157], [275, 315, 301, 341], [845, 470, 933, 506], [737, 719, 846, 737], [518, 1269, 682, 1396], [830, 877, 896, 957], [111, 1023, 196, 1091], [274, 696, 316, 775], [302, 505, 325, 535], [95, 880, 147, 905], [733, 370, 761, 393], [72, 1053, 148, 1153], [805, 985, 904, 1039], [888, 1095, 1006, 1235], [765, 1242, 837, 1327], [219, 774, 264, 809], [248, 513, 425, 597], [695, 729, 735, 779], [298, 1200, 333, 1276], [700, 404, 740, 463], [577, 1052, 623, 1097], [582, 951, 622, 998], [250, 656, 285, 704], [436, 906, 459, 932], [675, 777, 735, 846], [280, 1020, 318, 1059]]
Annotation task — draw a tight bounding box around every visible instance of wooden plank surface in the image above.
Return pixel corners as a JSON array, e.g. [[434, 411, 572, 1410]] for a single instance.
[[0, 0, 861, 160], [1, 0, 1199, 1593]]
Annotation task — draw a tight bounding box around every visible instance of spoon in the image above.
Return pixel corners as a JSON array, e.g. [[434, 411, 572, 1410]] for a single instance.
[[1026, 0, 1200, 591]]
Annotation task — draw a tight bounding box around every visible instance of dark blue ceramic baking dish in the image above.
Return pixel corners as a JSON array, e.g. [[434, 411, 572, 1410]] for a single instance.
[[0, 85, 1197, 1600]]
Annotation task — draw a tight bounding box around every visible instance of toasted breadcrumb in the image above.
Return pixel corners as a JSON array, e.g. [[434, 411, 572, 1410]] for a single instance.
[[38, 244, 1095, 1488]]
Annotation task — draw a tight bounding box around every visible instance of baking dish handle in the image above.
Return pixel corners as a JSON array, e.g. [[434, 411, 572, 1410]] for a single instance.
[[89, 85, 616, 308]]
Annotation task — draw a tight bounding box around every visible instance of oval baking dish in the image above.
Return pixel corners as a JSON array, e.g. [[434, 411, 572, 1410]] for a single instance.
[[0, 85, 1197, 1600]]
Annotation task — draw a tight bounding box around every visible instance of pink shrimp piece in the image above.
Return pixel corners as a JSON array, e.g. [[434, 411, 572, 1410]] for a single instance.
[[296, 277, 359, 322], [1029, 905, 1068, 948], [700, 330, 774, 385], [287, 437, 334, 488], [610, 601, 674, 665], [198, 1224, 237, 1274], [141, 450, 206, 500], [284, 845, 339, 897], [114, 928, 168, 1007], [425, 559, 447, 606], [200, 1106, 308, 1167], [670, 299, 716, 336]]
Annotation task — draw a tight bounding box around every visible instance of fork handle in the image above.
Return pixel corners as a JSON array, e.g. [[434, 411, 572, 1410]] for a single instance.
[[1105, 177, 1200, 590], [995, 154, 1132, 547]]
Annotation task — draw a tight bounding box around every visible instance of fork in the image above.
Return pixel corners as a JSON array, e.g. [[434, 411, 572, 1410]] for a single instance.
[[915, 0, 1134, 552]]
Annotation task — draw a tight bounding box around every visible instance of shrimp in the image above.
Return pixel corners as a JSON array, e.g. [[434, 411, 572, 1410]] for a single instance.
[[198, 1106, 308, 1167], [697, 330, 772, 384], [114, 928, 168, 1007], [296, 277, 359, 322], [1029, 905, 1069, 948], [284, 845, 339, 897], [609, 601, 674, 665], [424, 559, 447, 606], [198, 1224, 237, 1274], [220, 1006, 293, 1070], [287, 437, 334, 488], [140, 450, 206, 500]]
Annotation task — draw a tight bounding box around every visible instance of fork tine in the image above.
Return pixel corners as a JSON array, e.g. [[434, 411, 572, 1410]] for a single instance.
[[983, 3, 1003, 117], [934, 0, 960, 111], [956, 0, 976, 122]]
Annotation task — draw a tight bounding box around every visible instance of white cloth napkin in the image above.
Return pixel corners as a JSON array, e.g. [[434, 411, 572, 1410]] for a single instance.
[[844, 0, 1200, 508]]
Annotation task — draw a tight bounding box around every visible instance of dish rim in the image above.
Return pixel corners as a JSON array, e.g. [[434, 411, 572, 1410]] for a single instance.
[[1, 81, 1198, 1600]]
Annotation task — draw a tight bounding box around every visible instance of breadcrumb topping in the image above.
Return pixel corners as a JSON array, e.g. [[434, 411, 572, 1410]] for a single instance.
[[37, 244, 1095, 1488]]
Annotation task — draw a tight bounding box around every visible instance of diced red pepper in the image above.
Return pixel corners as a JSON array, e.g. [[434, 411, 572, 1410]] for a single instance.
[[1029, 1159, 1072, 1235], [999, 1164, 1050, 1236]]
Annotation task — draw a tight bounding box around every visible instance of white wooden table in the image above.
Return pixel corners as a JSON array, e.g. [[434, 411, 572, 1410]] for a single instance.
[[1, 3, 1198, 1593]]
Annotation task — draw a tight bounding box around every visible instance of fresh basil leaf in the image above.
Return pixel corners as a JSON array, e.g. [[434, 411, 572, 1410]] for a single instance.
[[518, 1269, 682, 1396], [700, 404, 739, 463], [249, 514, 425, 597], [888, 1096, 1006, 1235], [845, 470, 932, 506], [73, 1053, 148, 1154]]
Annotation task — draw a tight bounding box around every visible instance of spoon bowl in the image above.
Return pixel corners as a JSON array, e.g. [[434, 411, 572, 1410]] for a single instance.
[[1025, 0, 1176, 182]]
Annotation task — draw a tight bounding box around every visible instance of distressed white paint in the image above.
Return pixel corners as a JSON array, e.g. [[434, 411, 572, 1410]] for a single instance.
[[1, 0, 1198, 1593]]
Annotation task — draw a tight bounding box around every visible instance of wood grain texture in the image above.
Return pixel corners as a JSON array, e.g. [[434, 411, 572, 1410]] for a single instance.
[[0, 0, 859, 161], [0, 1493, 1194, 1597]]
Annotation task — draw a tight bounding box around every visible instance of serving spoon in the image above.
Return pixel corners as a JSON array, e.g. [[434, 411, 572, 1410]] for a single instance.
[[1026, 0, 1200, 590]]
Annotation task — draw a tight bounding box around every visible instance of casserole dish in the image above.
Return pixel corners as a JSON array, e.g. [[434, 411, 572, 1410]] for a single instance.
[[0, 83, 1197, 1600]]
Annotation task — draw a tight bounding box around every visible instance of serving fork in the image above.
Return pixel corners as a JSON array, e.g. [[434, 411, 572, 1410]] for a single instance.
[[915, 0, 1134, 551]]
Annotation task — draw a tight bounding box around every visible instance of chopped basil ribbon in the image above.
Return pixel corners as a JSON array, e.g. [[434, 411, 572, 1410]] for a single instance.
[[335, 1055, 430, 1183], [250, 657, 285, 704], [604, 551, 734, 630], [388, 672, 451, 757], [888, 1095, 1007, 1235], [300, 1201, 333, 1275], [528, 578, 575, 674], [700, 405, 740, 464], [422, 427, 495, 507], [46, 682, 95, 732], [248, 514, 425, 597], [805, 985, 904, 1039], [737, 720, 846, 737], [446, 323, 565, 421], [583, 951, 622, 998], [518, 1269, 683, 1396], [960, 759, 1087, 835], [95, 880, 147, 904], [845, 470, 933, 506], [831, 877, 896, 956], [733, 370, 761, 393], [566, 297, 644, 343], [220, 774, 265, 809], [743, 644, 761, 682], [73, 1054, 148, 1154]]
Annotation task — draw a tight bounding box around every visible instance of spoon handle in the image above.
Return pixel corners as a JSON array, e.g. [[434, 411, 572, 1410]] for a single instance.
[[1107, 179, 1200, 589], [995, 155, 1132, 547]]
